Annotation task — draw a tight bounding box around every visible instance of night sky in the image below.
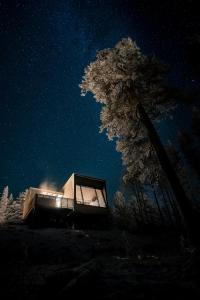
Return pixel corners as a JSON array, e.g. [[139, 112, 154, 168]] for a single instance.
[[0, 0, 199, 200]]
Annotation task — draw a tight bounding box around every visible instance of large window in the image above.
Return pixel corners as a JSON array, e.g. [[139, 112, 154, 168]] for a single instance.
[[76, 185, 83, 203], [76, 185, 106, 207], [56, 195, 62, 208], [96, 189, 106, 207]]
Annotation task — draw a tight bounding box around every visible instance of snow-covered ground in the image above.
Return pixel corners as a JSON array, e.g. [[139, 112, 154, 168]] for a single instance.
[[0, 224, 199, 299]]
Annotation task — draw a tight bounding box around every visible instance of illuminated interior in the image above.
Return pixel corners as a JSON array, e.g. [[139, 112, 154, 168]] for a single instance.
[[56, 195, 62, 208], [39, 190, 60, 197], [76, 185, 106, 207], [34, 190, 73, 209]]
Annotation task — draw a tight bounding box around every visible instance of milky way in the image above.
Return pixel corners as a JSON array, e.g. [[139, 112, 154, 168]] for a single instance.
[[0, 0, 199, 200]]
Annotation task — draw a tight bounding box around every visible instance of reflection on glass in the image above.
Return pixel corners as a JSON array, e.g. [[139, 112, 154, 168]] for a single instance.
[[96, 189, 106, 207], [56, 195, 62, 207], [62, 199, 68, 208], [81, 186, 96, 204], [75, 185, 106, 207], [76, 185, 83, 203]]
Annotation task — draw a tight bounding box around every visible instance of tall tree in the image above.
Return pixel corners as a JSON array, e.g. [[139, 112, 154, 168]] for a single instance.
[[80, 38, 199, 244]]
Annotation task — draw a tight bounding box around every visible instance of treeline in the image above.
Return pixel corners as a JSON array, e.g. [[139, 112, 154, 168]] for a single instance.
[[112, 180, 187, 233], [0, 186, 27, 224]]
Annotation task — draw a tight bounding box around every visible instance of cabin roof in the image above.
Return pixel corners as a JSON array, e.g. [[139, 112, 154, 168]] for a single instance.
[[28, 174, 106, 195], [62, 173, 106, 190], [74, 173, 106, 182]]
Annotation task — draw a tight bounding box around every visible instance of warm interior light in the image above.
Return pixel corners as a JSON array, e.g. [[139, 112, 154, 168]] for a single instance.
[[76, 185, 106, 207], [56, 195, 62, 207]]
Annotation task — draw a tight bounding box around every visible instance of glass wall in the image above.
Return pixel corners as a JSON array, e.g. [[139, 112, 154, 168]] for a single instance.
[[76, 185, 106, 207]]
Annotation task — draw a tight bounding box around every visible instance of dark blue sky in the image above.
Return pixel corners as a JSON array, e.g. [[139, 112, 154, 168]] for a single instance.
[[0, 0, 199, 199]]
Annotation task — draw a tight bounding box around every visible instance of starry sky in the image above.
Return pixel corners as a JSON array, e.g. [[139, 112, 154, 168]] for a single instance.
[[0, 0, 199, 200]]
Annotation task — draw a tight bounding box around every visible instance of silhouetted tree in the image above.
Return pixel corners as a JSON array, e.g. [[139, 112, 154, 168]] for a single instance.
[[113, 191, 132, 229]]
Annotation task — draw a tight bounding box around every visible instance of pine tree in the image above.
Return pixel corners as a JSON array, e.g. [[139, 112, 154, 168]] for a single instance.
[[0, 186, 9, 224], [80, 38, 199, 244], [9, 193, 13, 203], [5, 189, 28, 224]]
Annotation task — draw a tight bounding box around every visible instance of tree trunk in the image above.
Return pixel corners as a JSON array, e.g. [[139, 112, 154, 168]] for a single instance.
[[159, 183, 174, 227], [134, 182, 145, 224], [153, 185, 165, 227], [137, 102, 199, 245]]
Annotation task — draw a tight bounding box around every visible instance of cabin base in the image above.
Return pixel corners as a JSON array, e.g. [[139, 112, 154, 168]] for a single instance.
[[25, 206, 110, 229]]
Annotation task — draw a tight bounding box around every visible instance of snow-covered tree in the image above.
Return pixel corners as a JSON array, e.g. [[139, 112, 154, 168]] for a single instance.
[[80, 38, 198, 243], [18, 189, 28, 210], [0, 186, 9, 224], [80, 38, 170, 184], [0, 188, 27, 224], [9, 193, 13, 203], [5, 189, 28, 223]]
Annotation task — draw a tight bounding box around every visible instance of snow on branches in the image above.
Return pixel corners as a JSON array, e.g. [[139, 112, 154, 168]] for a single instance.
[[80, 38, 172, 184], [0, 187, 26, 224]]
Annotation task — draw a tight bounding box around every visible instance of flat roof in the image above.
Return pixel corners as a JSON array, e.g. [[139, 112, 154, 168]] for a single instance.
[[62, 173, 106, 190], [74, 173, 106, 182]]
